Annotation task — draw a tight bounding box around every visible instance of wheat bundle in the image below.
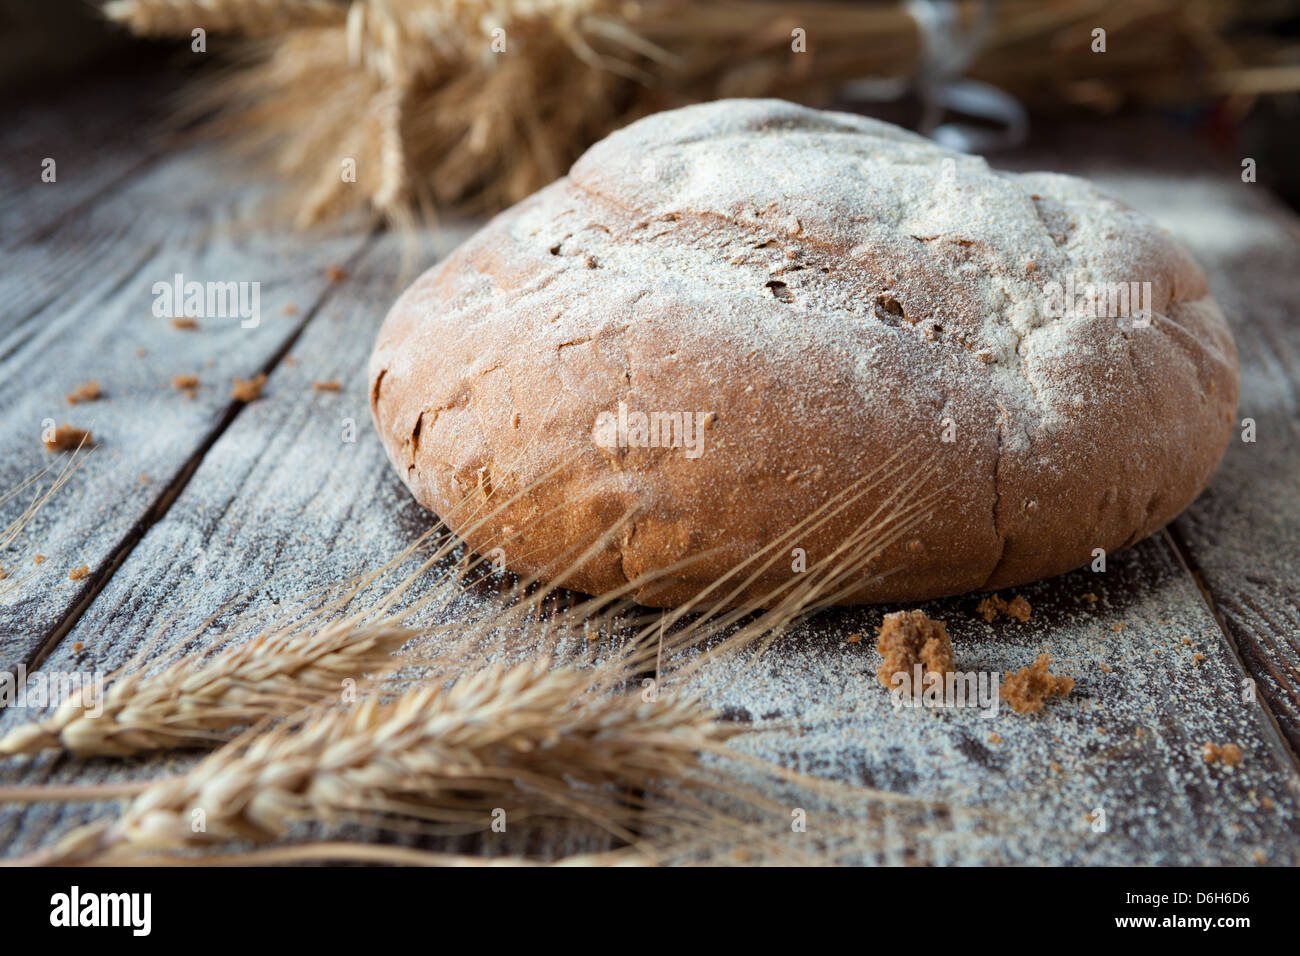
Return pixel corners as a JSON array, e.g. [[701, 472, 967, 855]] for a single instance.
[[102, 0, 1294, 226], [37, 659, 737, 863]]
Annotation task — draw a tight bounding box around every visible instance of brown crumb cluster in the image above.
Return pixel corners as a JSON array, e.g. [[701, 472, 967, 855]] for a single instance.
[[875, 610, 955, 688], [42, 423, 93, 452], [977, 594, 1032, 622], [1000, 653, 1074, 714], [65, 380, 101, 404], [172, 374, 200, 390], [1202, 742, 1243, 767], [312, 380, 341, 392], [231, 372, 268, 402], [68, 565, 89, 581], [171, 317, 198, 330]]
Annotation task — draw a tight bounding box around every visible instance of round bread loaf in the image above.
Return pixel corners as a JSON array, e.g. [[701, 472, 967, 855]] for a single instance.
[[368, 99, 1238, 609]]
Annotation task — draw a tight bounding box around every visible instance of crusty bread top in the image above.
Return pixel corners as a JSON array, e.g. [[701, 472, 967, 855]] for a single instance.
[[370, 99, 1239, 608]]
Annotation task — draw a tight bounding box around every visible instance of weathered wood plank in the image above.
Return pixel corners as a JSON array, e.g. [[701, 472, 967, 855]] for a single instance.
[[0, 139, 374, 670]]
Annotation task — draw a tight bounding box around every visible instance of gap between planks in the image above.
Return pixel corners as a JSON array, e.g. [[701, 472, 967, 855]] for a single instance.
[[1162, 525, 1300, 779], [22, 229, 382, 675]]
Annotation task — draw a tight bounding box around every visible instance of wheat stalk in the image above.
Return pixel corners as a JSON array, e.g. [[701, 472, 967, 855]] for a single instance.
[[0, 450, 90, 594], [0, 617, 413, 758], [38, 659, 734, 863], [103, 0, 346, 35]]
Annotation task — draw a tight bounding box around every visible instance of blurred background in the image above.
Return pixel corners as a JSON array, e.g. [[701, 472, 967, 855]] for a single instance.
[[3, 0, 1299, 220]]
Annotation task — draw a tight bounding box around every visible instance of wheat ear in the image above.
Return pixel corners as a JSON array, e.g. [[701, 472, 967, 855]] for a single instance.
[[0, 618, 413, 758], [102, 0, 347, 36], [41, 659, 731, 863]]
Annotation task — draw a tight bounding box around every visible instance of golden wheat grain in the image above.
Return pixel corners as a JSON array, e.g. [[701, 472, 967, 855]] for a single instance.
[[0, 617, 413, 758]]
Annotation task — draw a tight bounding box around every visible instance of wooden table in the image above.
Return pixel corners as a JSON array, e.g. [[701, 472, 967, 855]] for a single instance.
[[2, 81, 1298, 864]]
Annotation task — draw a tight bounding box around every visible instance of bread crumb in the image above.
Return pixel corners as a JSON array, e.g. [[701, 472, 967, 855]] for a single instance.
[[1253, 850, 1267, 865], [1050, 761, 1063, 773], [1181, 637, 1193, 645], [1192, 652, 1205, 664], [34, 554, 46, 565], [845, 632, 862, 644], [1000, 653, 1074, 715], [1112, 622, 1125, 632], [312, 380, 341, 392], [1261, 796, 1274, 810], [43, 423, 93, 452], [139, 473, 149, 482], [326, 264, 347, 281], [1082, 592, 1097, 603], [0, 567, 7, 580], [231, 372, 268, 402], [68, 565, 89, 581], [72, 641, 84, 652], [282, 304, 299, 316], [171, 317, 198, 330], [977, 594, 1031, 622], [1202, 742, 1243, 767], [875, 610, 955, 688], [988, 732, 1002, 744], [65, 380, 101, 404], [172, 374, 200, 390]]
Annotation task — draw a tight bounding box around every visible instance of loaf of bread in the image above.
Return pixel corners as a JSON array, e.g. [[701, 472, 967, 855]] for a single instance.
[[369, 99, 1239, 609]]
